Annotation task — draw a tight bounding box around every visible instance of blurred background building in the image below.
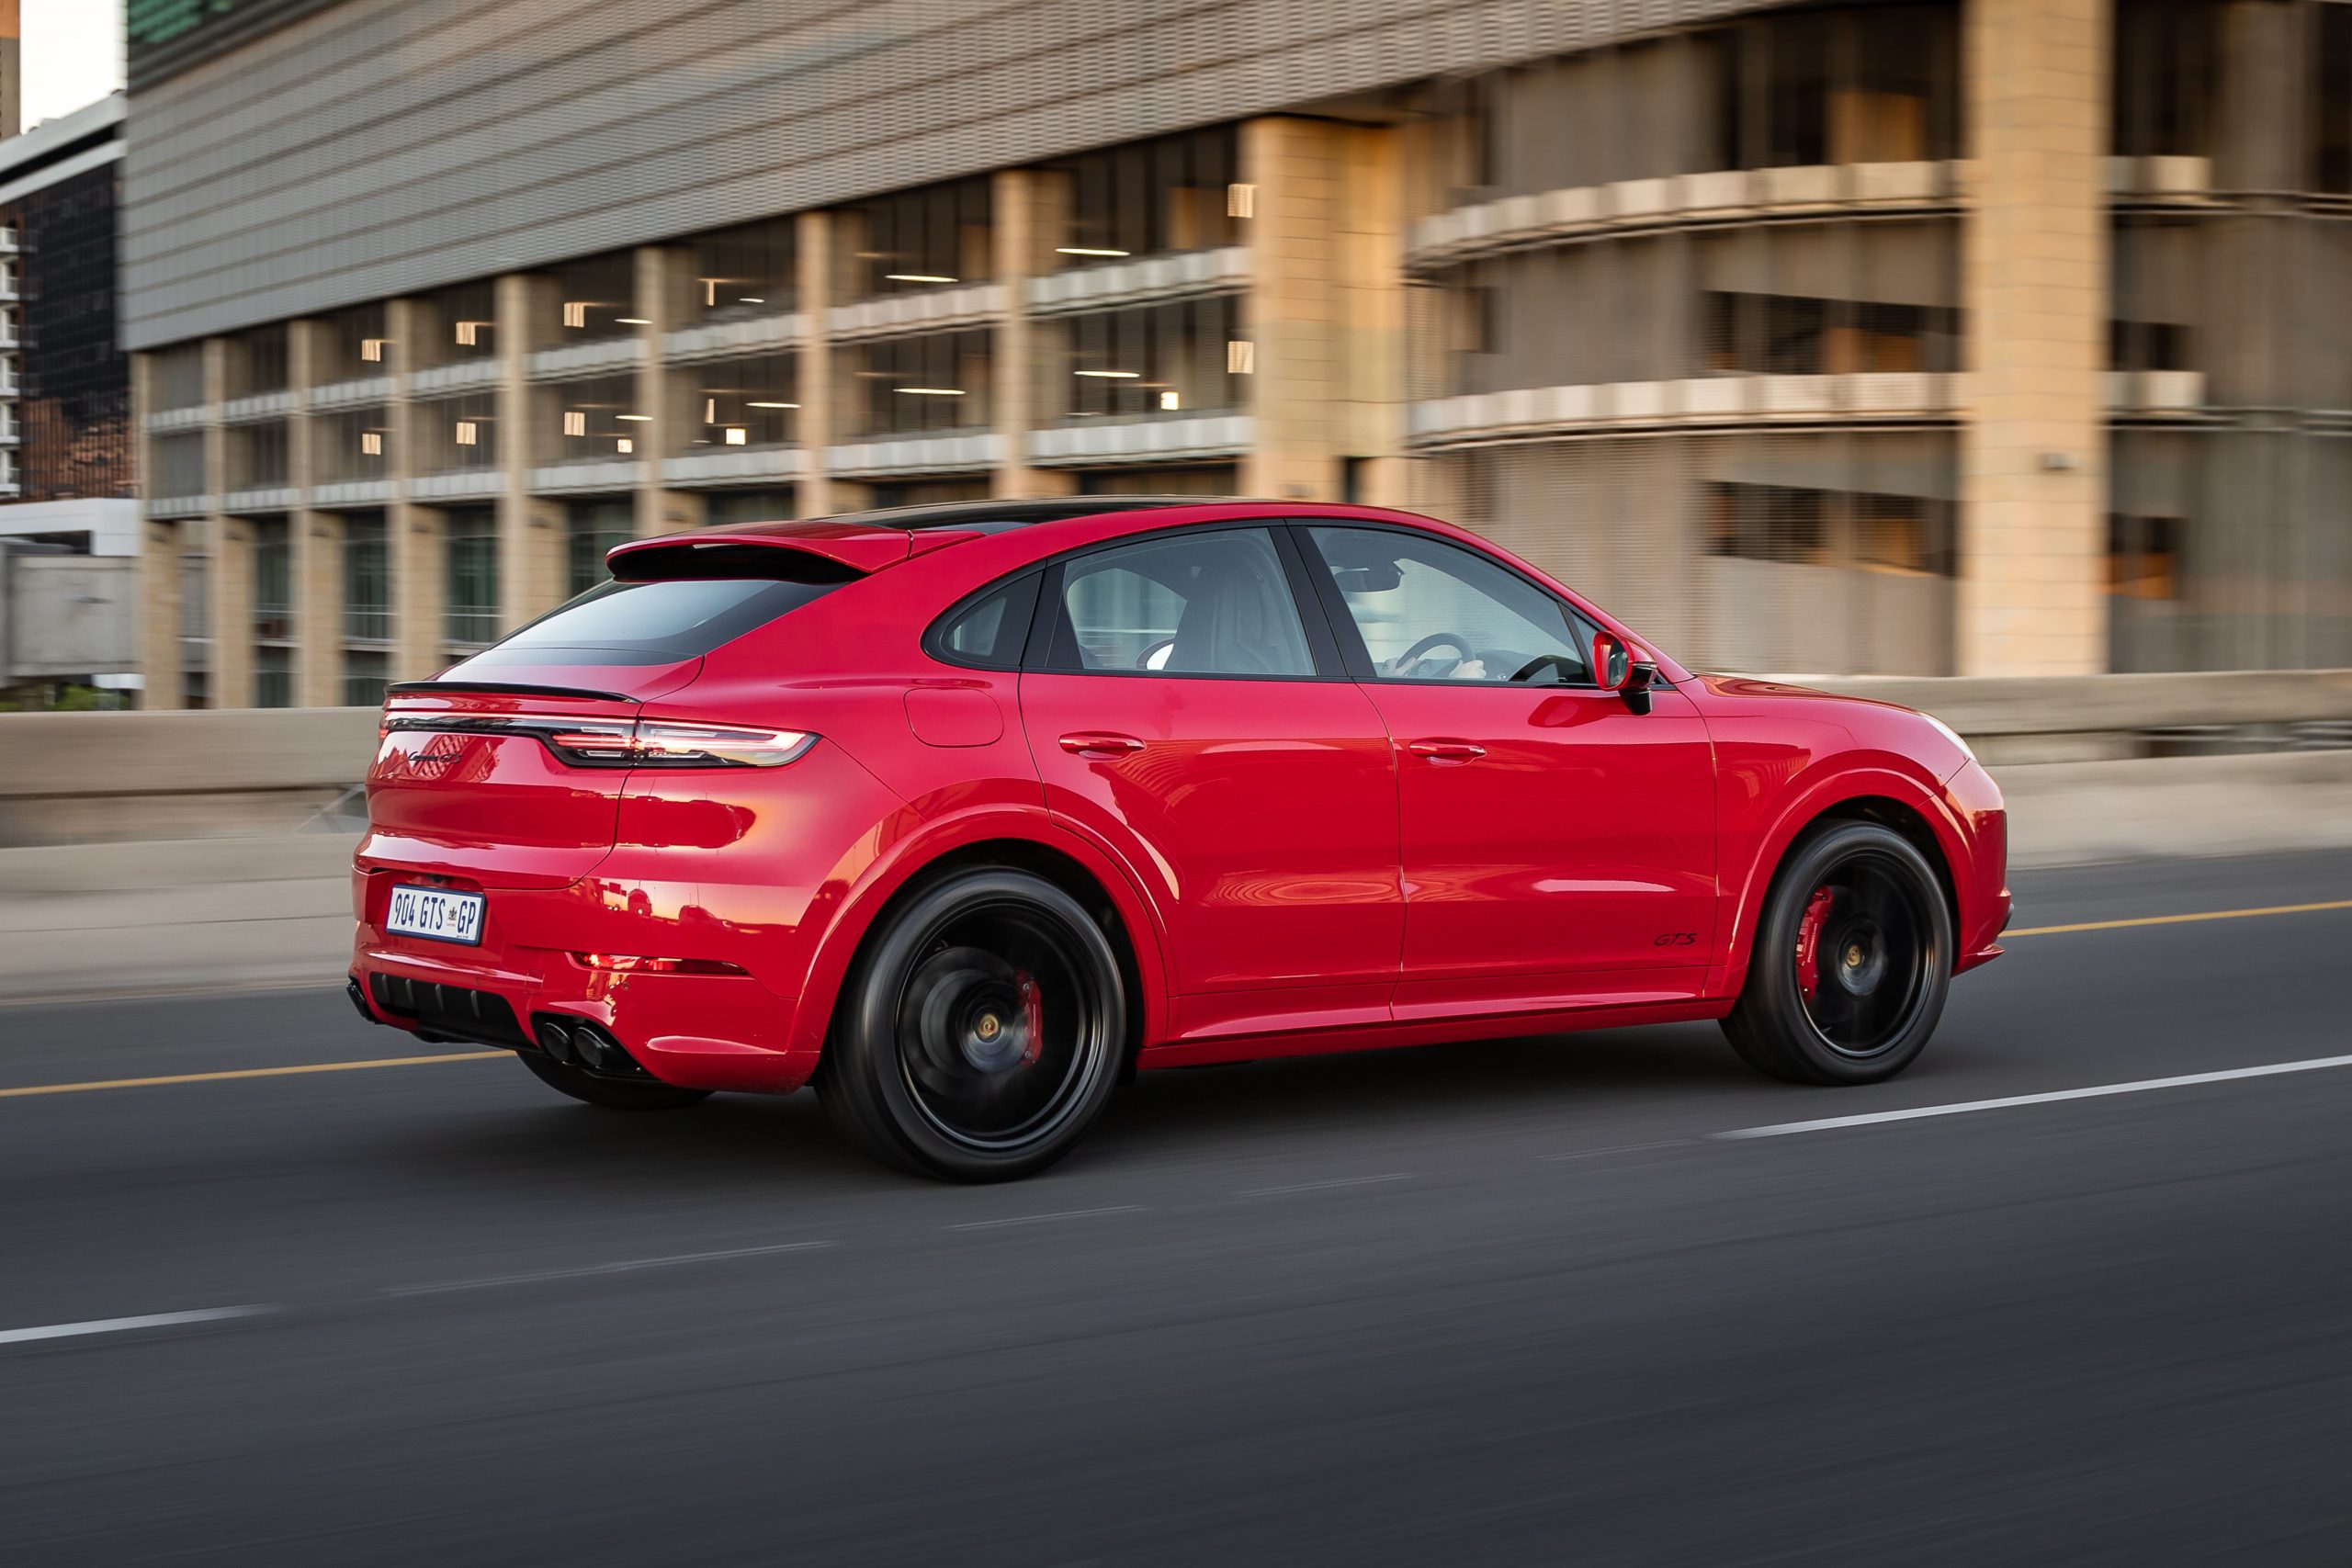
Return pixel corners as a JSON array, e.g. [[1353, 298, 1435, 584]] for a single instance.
[[0, 33, 137, 704], [115, 0, 2352, 705]]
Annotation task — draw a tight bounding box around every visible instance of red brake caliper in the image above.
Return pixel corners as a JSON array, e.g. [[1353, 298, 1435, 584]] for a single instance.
[[1794, 887, 1835, 1002], [1016, 972, 1044, 1066]]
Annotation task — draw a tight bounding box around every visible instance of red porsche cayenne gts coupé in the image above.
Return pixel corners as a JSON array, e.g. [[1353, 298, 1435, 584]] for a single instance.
[[350, 500, 2007, 1180]]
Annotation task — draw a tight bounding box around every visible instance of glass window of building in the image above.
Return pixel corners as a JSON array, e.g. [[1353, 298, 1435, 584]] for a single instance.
[[704, 488, 797, 526], [151, 343, 205, 411], [854, 329, 992, 435], [343, 513, 391, 643], [319, 301, 391, 383], [419, 392, 498, 471], [343, 650, 391, 708], [252, 515, 293, 645], [1707, 482, 1954, 576], [2320, 6, 2352, 193], [2113, 0, 2216, 160], [151, 431, 205, 498], [415, 279, 498, 367], [681, 353, 798, 450], [685, 218, 797, 321], [1054, 296, 1242, 421], [544, 252, 640, 345], [1708, 5, 1960, 170], [567, 498, 636, 595], [540, 374, 643, 462], [228, 324, 288, 399], [254, 647, 293, 709], [445, 507, 500, 649], [837, 177, 992, 300], [317, 407, 393, 483], [227, 420, 290, 490], [1038, 127, 1238, 265], [1701, 293, 1959, 377]]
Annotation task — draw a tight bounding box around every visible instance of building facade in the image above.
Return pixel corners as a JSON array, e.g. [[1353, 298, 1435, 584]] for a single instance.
[[121, 0, 2352, 708]]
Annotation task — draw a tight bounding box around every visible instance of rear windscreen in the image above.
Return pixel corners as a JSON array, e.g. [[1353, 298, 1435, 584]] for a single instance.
[[458, 577, 841, 667]]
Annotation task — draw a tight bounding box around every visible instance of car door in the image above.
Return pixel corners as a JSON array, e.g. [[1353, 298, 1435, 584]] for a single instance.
[[1294, 522, 1718, 1020], [1019, 525, 1403, 1036]]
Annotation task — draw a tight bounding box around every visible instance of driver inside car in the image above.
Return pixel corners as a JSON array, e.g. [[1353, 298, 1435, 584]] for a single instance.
[[1382, 649, 1487, 680]]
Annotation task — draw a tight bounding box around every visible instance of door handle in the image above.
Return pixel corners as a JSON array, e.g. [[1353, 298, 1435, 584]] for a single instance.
[[1059, 731, 1147, 758], [1405, 739, 1487, 762]]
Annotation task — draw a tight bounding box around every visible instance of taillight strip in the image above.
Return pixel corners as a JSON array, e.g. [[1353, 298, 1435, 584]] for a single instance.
[[379, 710, 813, 770]]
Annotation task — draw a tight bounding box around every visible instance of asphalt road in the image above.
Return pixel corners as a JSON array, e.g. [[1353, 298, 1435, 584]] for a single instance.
[[6, 851, 2352, 1565]]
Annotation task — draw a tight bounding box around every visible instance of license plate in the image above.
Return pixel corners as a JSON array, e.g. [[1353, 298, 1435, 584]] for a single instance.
[[386, 885, 486, 946]]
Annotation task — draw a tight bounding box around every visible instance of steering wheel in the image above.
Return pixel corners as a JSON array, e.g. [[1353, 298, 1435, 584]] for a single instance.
[[1136, 637, 1176, 671], [1507, 653, 1582, 684], [1394, 632, 1476, 671]]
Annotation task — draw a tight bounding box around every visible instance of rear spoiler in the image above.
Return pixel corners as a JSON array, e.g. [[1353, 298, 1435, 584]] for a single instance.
[[386, 681, 640, 703], [607, 525, 983, 581]]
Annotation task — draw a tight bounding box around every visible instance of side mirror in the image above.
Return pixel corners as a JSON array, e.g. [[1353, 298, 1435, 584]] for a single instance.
[[1590, 631, 1657, 715]]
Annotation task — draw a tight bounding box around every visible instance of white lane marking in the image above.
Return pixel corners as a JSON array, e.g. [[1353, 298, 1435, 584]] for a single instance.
[[1237, 1172, 1414, 1197], [946, 1205, 1143, 1232], [386, 1240, 836, 1297], [1716, 1054, 2352, 1140], [0, 1305, 274, 1346]]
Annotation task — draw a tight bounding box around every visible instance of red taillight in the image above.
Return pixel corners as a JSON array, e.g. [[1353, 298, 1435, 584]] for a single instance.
[[380, 710, 813, 770], [573, 953, 749, 976]]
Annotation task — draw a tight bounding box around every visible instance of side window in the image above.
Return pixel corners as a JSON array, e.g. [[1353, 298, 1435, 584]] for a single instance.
[[1305, 525, 1589, 684], [1049, 528, 1317, 678], [928, 571, 1041, 670]]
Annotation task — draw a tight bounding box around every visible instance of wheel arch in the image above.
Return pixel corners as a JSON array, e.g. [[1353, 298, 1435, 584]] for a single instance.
[[790, 817, 1167, 1077], [1717, 768, 1968, 999]]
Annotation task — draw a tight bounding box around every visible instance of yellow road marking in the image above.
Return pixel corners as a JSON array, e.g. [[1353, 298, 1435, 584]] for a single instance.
[[2008, 898, 2352, 938], [0, 1051, 504, 1099]]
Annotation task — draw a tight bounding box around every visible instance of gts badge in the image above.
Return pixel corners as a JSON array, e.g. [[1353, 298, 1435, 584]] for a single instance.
[[1652, 932, 1698, 947]]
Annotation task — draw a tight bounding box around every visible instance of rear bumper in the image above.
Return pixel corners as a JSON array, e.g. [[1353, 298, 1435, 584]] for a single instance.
[[349, 872, 818, 1093]]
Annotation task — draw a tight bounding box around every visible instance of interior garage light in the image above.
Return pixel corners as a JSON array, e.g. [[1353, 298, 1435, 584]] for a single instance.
[[616, 317, 650, 325], [455, 421, 479, 446], [616, 413, 652, 422], [455, 321, 488, 346], [563, 411, 586, 436], [1056, 247, 1130, 257], [562, 302, 589, 328], [885, 273, 957, 284], [747, 401, 799, 409], [616, 437, 635, 455], [1227, 340, 1256, 374], [1159, 390, 1182, 411], [1075, 369, 1141, 378], [895, 387, 966, 396]]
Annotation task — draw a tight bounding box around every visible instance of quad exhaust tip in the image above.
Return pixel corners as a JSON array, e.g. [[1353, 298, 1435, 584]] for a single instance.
[[536, 1016, 629, 1074]]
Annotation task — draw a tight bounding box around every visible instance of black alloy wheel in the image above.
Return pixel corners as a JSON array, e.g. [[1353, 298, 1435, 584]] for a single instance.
[[821, 868, 1125, 1181], [1724, 821, 1953, 1086]]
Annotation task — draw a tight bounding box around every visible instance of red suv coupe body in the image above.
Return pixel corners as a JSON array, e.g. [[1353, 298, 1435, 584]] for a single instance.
[[350, 500, 2007, 1179]]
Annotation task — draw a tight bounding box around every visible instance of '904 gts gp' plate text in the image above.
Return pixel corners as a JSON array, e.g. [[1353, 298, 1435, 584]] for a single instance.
[[386, 886, 486, 946]]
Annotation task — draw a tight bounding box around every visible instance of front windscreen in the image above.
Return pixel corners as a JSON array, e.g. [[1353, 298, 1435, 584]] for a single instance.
[[457, 577, 841, 667]]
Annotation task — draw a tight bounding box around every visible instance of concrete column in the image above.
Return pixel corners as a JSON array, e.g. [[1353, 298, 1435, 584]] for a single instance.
[[381, 299, 439, 682], [1239, 118, 1407, 502], [633, 246, 684, 537], [496, 273, 566, 631], [286, 318, 342, 706], [1958, 0, 2110, 676], [200, 339, 254, 707], [794, 211, 839, 517], [990, 168, 1077, 500], [130, 351, 183, 710], [390, 502, 447, 681]]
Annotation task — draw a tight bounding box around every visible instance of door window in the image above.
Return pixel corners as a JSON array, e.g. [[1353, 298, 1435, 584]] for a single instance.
[[1048, 528, 1316, 678], [1305, 525, 1589, 684]]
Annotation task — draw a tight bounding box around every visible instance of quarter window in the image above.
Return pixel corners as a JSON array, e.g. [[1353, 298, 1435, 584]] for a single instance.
[[930, 573, 1042, 670], [1305, 526, 1589, 684], [1049, 528, 1315, 678]]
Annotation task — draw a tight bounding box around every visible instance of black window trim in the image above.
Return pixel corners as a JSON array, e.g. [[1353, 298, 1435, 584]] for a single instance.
[[1283, 518, 1635, 693], [922, 569, 1045, 672], [1020, 520, 1351, 683]]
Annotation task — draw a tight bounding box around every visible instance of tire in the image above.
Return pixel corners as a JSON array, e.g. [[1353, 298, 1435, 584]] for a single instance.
[[820, 867, 1126, 1182], [1723, 821, 1953, 1086], [519, 1050, 713, 1111]]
